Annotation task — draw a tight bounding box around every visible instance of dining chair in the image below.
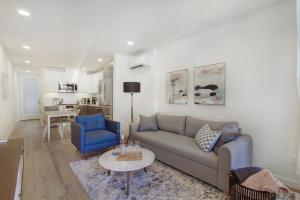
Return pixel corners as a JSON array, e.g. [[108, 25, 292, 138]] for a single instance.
[[57, 108, 80, 139]]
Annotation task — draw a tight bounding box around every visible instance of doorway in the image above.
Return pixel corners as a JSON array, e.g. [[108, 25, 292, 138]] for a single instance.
[[20, 74, 40, 120]]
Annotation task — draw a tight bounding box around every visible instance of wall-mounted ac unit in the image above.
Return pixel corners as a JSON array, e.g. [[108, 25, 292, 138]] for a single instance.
[[129, 63, 147, 69], [128, 54, 151, 69]]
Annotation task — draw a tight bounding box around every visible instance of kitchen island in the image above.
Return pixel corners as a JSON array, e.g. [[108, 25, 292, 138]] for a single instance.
[[79, 105, 112, 119]]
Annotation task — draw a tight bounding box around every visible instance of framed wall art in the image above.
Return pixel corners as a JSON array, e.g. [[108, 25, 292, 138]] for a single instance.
[[194, 63, 225, 105], [2, 72, 8, 99], [166, 69, 188, 104]]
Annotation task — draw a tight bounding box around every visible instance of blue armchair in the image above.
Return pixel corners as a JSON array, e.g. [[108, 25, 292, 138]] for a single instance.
[[71, 114, 120, 158]]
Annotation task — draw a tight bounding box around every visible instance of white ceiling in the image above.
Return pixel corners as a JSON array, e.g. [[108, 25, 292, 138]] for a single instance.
[[0, 0, 283, 70]]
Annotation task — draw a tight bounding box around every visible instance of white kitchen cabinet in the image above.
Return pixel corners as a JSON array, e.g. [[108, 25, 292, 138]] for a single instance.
[[43, 70, 67, 93], [43, 68, 101, 94], [91, 72, 100, 93], [79, 72, 101, 93]]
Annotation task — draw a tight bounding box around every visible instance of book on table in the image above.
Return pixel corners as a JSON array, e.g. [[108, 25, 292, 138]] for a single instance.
[[116, 151, 142, 161]]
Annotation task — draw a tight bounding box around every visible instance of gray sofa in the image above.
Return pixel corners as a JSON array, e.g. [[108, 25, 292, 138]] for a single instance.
[[129, 113, 252, 192]]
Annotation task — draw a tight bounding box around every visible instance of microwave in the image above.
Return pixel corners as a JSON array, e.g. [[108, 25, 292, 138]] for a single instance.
[[58, 82, 78, 93]]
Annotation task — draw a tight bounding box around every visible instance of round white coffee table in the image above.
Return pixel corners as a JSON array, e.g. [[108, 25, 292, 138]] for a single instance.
[[99, 148, 155, 196]]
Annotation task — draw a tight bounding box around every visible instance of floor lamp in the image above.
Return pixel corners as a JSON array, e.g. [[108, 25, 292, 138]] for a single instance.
[[123, 82, 140, 123]]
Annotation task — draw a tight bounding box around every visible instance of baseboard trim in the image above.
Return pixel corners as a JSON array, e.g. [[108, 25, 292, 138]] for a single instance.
[[0, 140, 8, 144], [275, 174, 300, 190]]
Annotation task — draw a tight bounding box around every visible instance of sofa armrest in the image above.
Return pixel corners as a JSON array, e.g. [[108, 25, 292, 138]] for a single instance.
[[105, 119, 120, 144], [218, 134, 252, 192], [71, 122, 85, 152], [129, 122, 140, 140]]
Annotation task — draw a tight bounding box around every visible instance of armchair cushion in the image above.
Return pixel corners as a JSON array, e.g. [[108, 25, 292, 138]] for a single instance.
[[85, 130, 117, 146], [76, 114, 106, 131]]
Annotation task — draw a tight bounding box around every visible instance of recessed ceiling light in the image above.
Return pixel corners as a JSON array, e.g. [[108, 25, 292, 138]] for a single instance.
[[97, 58, 103, 62], [22, 45, 31, 49], [127, 41, 134, 46], [17, 9, 31, 16], [82, 67, 87, 71], [25, 70, 31, 73], [24, 60, 31, 64]]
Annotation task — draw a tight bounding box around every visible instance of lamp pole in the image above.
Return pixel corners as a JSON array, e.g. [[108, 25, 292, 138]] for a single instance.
[[131, 93, 133, 123]]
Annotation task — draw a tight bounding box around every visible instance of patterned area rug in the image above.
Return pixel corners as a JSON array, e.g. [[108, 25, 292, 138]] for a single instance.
[[70, 157, 297, 200]]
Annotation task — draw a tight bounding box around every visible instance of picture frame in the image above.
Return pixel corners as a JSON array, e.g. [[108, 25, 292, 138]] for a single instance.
[[2, 72, 8, 99], [194, 63, 225, 105], [166, 69, 188, 104]]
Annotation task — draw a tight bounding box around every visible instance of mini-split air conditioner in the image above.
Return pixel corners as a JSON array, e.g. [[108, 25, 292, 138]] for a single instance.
[[129, 63, 147, 69], [128, 54, 151, 69]]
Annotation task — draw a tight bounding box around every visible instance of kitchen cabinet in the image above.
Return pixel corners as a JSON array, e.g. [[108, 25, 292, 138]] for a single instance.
[[77, 71, 100, 93], [91, 73, 100, 94], [79, 106, 87, 115], [43, 70, 67, 93], [79, 105, 102, 115], [43, 68, 101, 94], [0, 139, 24, 200], [88, 106, 102, 115]]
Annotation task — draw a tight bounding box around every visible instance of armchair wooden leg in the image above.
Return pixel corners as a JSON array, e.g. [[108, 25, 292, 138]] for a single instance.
[[83, 152, 87, 160]]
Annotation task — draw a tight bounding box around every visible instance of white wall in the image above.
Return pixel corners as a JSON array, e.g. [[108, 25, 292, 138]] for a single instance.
[[153, 0, 299, 187], [113, 53, 156, 135], [113, 0, 299, 187], [0, 43, 17, 140]]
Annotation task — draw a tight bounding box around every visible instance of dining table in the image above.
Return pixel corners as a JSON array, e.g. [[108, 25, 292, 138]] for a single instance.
[[44, 110, 77, 142]]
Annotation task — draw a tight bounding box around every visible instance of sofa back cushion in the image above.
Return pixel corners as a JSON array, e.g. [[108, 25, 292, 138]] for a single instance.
[[139, 114, 158, 132], [185, 116, 239, 138], [75, 114, 106, 131], [156, 113, 186, 135]]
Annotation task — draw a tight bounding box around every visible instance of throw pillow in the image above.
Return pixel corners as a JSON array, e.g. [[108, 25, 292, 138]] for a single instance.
[[194, 124, 221, 152], [138, 114, 158, 132], [213, 132, 240, 154]]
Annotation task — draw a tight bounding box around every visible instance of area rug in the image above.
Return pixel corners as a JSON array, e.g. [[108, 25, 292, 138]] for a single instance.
[[70, 157, 297, 200]]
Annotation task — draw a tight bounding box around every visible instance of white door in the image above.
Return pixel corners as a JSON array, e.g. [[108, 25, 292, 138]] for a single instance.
[[20, 74, 40, 120]]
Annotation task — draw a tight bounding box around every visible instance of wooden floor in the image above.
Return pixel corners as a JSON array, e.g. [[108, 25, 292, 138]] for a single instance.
[[9, 120, 89, 200]]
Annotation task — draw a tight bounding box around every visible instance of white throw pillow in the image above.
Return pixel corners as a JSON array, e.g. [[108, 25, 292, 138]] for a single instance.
[[195, 124, 221, 152]]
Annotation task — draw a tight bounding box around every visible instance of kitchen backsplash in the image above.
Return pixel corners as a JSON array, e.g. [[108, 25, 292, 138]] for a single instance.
[[43, 93, 98, 106]]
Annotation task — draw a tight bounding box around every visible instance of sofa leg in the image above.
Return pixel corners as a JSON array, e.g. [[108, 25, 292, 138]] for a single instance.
[[83, 152, 87, 159]]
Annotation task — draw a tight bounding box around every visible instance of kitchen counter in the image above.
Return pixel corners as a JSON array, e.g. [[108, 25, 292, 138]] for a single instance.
[[79, 104, 111, 108], [79, 105, 112, 119]]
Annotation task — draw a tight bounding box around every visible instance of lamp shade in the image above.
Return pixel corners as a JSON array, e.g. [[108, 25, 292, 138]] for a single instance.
[[123, 82, 140, 93]]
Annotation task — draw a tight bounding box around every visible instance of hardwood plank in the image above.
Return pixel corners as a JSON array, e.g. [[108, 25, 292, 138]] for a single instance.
[[10, 120, 89, 200]]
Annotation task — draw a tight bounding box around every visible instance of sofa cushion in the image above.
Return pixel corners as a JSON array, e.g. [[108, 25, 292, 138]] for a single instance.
[[156, 113, 186, 135], [185, 116, 239, 138], [133, 130, 217, 169], [85, 130, 116, 146], [194, 124, 221, 152], [76, 114, 106, 131], [139, 114, 158, 132], [213, 132, 240, 154]]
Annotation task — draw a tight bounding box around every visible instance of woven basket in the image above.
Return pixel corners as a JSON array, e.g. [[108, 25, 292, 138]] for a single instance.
[[229, 171, 276, 200]]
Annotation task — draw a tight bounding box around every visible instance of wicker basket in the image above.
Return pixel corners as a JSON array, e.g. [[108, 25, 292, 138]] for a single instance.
[[229, 171, 276, 200]]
